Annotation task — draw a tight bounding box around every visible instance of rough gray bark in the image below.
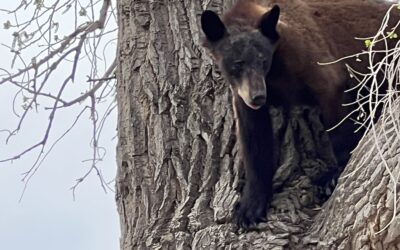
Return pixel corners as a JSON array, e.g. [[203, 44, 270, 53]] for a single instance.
[[115, 1, 400, 249], [307, 105, 400, 249]]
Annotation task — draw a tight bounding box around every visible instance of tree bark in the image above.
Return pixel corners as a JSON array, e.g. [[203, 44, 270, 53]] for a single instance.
[[115, 1, 400, 249]]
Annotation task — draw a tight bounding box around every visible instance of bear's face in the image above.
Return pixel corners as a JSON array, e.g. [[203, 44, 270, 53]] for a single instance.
[[201, 6, 280, 110], [217, 32, 275, 109]]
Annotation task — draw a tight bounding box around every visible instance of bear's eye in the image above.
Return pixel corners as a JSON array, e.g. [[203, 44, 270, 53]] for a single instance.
[[232, 60, 245, 72], [262, 59, 269, 69]]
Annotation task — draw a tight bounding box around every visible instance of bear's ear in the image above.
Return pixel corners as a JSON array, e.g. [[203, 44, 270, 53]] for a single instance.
[[201, 10, 226, 42], [258, 5, 280, 41]]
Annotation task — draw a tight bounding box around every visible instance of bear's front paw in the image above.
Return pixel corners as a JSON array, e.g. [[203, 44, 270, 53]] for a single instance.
[[233, 191, 268, 230]]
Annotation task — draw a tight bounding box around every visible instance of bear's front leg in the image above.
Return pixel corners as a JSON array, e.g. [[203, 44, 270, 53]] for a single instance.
[[233, 104, 274, 230]]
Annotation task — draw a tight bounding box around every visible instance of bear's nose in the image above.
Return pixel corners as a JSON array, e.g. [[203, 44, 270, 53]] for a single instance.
[[251, 94, 266, 106]]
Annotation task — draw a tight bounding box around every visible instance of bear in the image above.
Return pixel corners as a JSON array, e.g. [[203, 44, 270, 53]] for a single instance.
[[201, 0, 395, 229]]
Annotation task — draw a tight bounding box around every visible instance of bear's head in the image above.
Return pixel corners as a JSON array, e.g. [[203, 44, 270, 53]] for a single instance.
[[201, 5, 280, 109]]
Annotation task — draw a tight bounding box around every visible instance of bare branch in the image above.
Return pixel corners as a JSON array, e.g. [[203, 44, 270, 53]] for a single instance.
[[0, 0, 117, 193], [320, 4, 400, 233]]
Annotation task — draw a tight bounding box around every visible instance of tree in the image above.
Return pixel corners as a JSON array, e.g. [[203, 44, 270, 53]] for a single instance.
[[115, 0, 400, 249], [2, 0, 399, 249]]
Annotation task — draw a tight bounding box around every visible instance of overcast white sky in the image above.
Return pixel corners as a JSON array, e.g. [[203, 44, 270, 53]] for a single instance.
[[0, 2, 120, 250]]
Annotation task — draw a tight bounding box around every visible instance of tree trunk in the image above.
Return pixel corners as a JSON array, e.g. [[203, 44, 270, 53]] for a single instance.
[[115, 1, 400, 249]]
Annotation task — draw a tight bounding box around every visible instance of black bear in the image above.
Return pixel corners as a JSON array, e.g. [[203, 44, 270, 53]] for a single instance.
[[201, 0, 394, 229]]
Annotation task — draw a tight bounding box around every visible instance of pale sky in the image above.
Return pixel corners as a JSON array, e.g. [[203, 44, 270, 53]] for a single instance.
[[0, 2, 120, 250]]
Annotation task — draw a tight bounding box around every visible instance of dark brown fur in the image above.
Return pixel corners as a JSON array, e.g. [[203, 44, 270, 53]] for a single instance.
[[224, 0, 393, 122]]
